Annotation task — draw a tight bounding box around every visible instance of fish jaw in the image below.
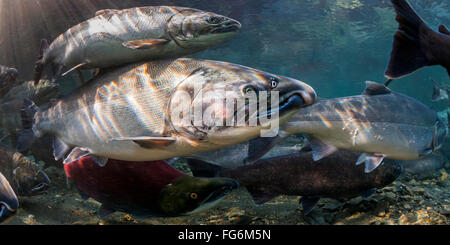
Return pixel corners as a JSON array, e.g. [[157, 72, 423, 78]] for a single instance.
[[159, 175, 239, 216], [168, 8, 241, 49], [203, 96, 304, 146]]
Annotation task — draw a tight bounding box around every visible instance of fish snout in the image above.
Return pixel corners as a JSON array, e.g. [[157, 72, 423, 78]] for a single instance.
[[210, 18, 241, 34], [31, 169, 50, 193], [279, 80, 317, 108], [204, 178, 239, 204], [297, 84, 317, 106]]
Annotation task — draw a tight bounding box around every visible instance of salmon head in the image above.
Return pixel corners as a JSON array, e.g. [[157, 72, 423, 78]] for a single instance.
[[167, 8, 241, 49], [168, 60, 317, 146]]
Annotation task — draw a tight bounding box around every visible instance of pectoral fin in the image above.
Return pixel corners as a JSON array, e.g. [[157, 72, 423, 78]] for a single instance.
[[53, 137, 71, 161], [299, 197, 320, 215], [357, 153, 385, 173], [112, 136, 175, 149], [122, 39, 170, 50], [91, 155, 109, 167], [63, 147, 108, 167], [308, 138, 337, 161], [63, 147, 91, 164]]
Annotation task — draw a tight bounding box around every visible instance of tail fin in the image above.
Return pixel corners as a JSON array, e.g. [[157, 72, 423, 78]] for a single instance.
[[384, 0, 434, 79], [185, 159, 224, 178], [33, 39, 49, 85], [16, 99, 40, 153]]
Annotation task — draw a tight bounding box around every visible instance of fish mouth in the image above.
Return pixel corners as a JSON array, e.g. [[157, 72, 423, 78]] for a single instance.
[[257, 91, 315, 120], [31, 183, 48, 193], [31, 170, 51, 193], [209, 20, 241, 34], [184, 178, 239, 216], [232, 90, 314, 125], [201, 179, 239, 205]]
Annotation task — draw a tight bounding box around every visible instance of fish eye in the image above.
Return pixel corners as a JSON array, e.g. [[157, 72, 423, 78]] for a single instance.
[[190, 192, 198, 199], [207, 16, 221, 24], [270, 77, 279, 88]]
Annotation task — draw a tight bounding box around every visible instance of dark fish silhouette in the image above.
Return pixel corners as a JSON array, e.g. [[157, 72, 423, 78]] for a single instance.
[[385, 0, 450, 79], [187, 149, 402, 215], [64, 155, 239, 218]]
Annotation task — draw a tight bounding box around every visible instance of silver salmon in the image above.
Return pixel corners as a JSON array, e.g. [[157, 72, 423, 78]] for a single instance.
[[189, 82, 447, 173], [278, 81, 448, 173], [34, 6, 241, 83], [19, 58, 316, 166]]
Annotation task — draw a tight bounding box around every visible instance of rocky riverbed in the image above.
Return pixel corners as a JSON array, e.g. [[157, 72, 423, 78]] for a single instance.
[[2, 158, 449, 225]]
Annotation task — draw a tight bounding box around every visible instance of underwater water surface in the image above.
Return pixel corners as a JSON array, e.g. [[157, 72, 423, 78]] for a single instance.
[[0, 0, 449, 225]]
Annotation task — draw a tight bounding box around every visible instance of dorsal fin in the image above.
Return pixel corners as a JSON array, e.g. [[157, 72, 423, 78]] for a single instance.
[[438, 25, 450, 35], [95, 9, 118, 16], [362, 81, 392, 96]]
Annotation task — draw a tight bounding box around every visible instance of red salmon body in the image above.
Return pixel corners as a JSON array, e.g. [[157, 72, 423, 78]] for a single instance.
[[64, 157, 183, 215]]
